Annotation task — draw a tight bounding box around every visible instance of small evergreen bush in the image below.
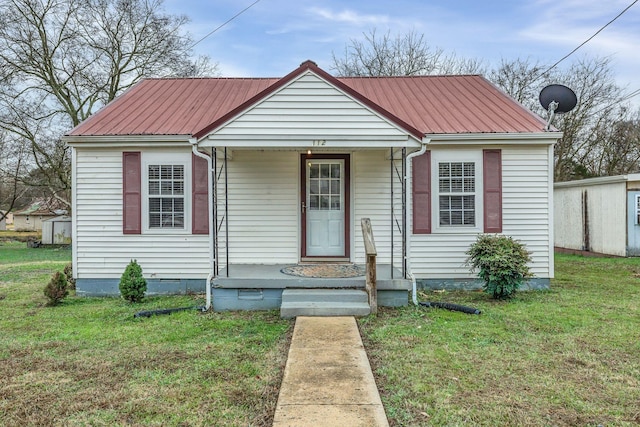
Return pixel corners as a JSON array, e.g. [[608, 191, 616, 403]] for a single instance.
[[466, 234, 532, 299], [44, 271, 69, 306], [63, 262, 76, 290], [119, 260, 147, 303]]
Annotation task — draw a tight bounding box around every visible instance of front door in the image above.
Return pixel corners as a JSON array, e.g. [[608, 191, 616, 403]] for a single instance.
[[301, 154, 350, 258]]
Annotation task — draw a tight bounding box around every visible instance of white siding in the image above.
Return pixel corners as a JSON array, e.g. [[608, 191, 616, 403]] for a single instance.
[[502, 146, 552, 277], [353, 151, 404, 266], [216, 150, 404, 266], [554, 182, 627, 256], [217, 151, 299, 264], [76, 143, 553, 280], [410, 144, 553, 279], [74, 148, 210, 279], [209, 73, 409, 143]]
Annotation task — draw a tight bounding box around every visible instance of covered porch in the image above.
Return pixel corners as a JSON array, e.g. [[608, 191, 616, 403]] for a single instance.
[[211, 263, 411, 312], [191, 62, 428, 313]]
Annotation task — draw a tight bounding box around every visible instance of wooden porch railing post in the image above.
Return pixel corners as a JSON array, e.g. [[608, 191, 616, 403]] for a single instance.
[[361, 218, 378, 315]]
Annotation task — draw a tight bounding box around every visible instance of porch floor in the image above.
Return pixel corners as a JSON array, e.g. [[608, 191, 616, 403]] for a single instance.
[[212, 263, 410, 291]]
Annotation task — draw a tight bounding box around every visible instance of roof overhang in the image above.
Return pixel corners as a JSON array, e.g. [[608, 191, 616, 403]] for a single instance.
[[63, 134, 192, 147], [427, 132, 562, 145], [554, 173, 640, 188]]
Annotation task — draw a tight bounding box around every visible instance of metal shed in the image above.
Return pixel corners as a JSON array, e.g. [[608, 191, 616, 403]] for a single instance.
[[41, 216, 72, 245], [554, 174, 640, 256]]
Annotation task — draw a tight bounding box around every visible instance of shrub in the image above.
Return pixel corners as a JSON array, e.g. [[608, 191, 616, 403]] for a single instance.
[[63, 262, 76, 290], [44, 271, 69, 306], [466, 234, 532, 299], [119, 259, 147, 303]]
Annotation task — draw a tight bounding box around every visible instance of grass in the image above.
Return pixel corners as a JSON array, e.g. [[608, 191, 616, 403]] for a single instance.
[[359, 253, 640, 426], [0, 241, 292, 426], [3, 240, 640, 426]]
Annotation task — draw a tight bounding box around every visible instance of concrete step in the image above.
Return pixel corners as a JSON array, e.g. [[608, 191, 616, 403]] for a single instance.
[[280, 289, 371, 318], [282, 288, 368, 303]]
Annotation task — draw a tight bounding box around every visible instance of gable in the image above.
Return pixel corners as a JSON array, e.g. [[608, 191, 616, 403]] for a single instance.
[[199, 71, 420, 148]]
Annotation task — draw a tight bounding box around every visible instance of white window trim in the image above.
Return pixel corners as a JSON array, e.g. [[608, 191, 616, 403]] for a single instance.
[[142, 152, 191, 234], [635, 194, 640, 225], [431, 150, 483, 234]]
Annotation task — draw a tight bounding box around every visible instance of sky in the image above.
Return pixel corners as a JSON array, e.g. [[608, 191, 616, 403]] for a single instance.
[[164, 0, 640, 103]]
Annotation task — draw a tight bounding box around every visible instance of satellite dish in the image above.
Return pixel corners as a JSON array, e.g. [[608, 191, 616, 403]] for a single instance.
[[539, 84, 577, 113], [539, 84, 577, 130]]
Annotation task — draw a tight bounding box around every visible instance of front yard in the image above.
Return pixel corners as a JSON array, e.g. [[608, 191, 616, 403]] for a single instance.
[[1, 236, 638, 426], [360, 254, 640, 426], [0, 240, 291, 426]]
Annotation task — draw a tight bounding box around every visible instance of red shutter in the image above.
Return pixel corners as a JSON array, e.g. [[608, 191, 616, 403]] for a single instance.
[[122, 152, 141, 234], [192, 153, 209, 234], [412, 151, 431, 234], [483, 149, 502, 233]]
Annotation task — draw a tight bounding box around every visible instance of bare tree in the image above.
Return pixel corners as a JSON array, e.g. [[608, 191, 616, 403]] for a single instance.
[[332, 29, 484, 77], [0, 0, 218, 210], [489, 58, 547, 107], [490, 56, 634, 181], [591, 113, 640, 176], [0, 131, 29, 222]]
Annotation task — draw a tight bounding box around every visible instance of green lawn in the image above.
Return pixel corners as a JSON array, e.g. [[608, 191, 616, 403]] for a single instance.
[[2, 241, 639, 426], [0, 241, 292, 426], [360, 253, 640, 426]]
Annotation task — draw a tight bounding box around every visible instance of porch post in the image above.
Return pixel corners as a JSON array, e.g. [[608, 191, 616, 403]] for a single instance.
[[402, 147, 407, 278], [213, 148, 219, 276], [225, 147, 229, 277], [390, 147, 394, 279]]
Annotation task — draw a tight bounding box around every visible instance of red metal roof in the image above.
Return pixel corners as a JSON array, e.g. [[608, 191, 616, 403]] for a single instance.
[[67, 61, 547, 138], [69, 78, 278, 137]]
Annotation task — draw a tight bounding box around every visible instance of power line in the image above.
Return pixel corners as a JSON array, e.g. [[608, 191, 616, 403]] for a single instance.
[[189, 0, 262, 50], [535, 0, 639, 81], [591, 87, 640, 116]]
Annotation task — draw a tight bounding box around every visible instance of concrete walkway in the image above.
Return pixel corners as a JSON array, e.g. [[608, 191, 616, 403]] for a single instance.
[[272, 316, 389, 427]]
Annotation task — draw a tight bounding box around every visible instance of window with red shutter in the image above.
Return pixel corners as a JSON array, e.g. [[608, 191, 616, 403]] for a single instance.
[[412, 151, 431, 234], [483, 149, 502, 233], [122, 152, 142, 234], [192, 153, 209, 234]]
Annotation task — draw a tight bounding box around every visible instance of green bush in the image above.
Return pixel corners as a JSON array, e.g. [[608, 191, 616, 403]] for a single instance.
[[63, 262, 76, 290], [119, 260, 147, 303], [44, 271, 69, 306], [466, 234, 532, 299]]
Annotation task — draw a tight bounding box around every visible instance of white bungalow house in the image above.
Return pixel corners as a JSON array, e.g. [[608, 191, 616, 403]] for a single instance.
[[64, 60, 560, 314]]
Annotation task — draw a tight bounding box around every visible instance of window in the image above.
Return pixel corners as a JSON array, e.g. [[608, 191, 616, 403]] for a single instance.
[[148, 164, 184, 229], [308, 162, 342, 211], [438, 161, 477, 227], [636, 195, 640, 224]]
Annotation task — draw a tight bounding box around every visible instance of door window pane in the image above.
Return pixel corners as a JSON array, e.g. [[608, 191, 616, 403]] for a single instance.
[[310, 180, 319, 195], [330, 196, 340, 209], [309, 164, 319, 178], [331, 164, 340, 178], [331, 179, 340, 194]]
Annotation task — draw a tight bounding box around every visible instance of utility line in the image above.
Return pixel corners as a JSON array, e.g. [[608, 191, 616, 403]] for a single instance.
[[189, 0, 262, 50], [591, 87, 640, 116], [534, 0, 638, 81]]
